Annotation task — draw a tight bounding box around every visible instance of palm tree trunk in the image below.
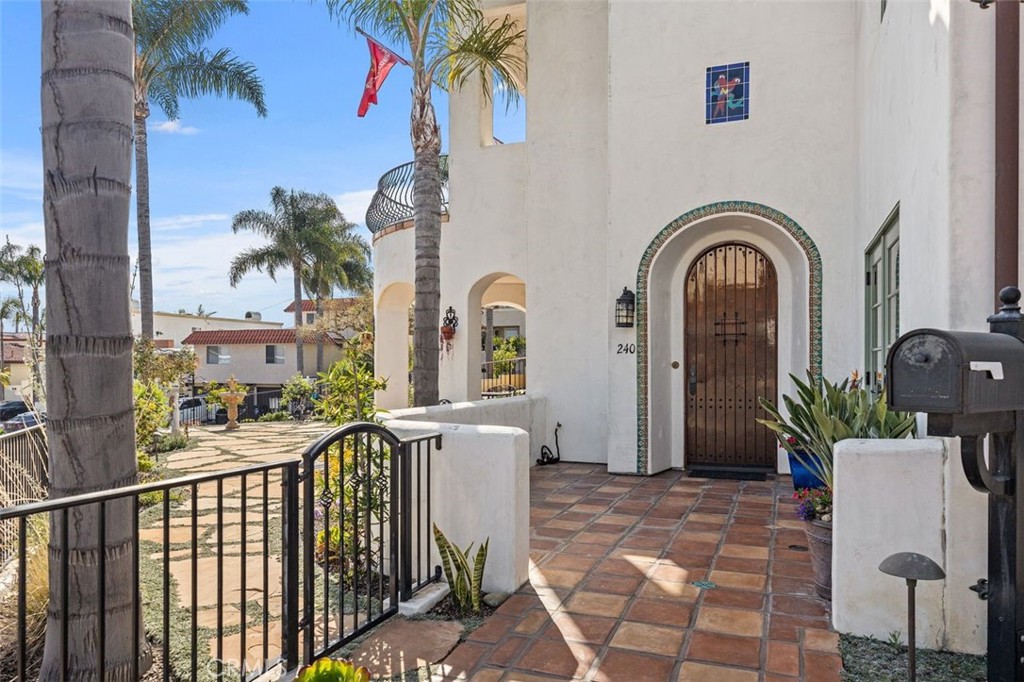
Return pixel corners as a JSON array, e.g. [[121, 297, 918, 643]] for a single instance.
[[1, 317, 6, 401], [316, 295, 324, 373], [40, 1, 147, 677], [293, 265, 304, 375], [134, 105, 154, 339], [411, 79, 442, 407]]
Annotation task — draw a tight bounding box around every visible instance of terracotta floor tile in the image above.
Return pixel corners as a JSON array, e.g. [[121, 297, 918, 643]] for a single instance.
[[766, 640, 800, 676], [769, 576, 819, 597], [701, 588, 766, 611], [694, 605, 764, 637], [467, 615, 518, 644], [563, 591, 630, 618], [592, 649, 676, 682], [544, 553, 600, 572], [687, 512, 730, 524], [646, 562, 694, 583], [609, 621, 686, 657], [529, 538, 559, 551], [483, 635, 530, 668], [625, 597, 694, 627], [592, 557, 640, 576], [468, 667, 505, 682], [542, 519, 588, 531], [638, 579, 701, 602], [496, 594, 545, 617], [709, 570, 767, 591], [587, 522, 629, 534], [584, 572, 643, 595], [715, 556, 769, 575], [768, 614, 831, 642], [773, 547, 813, 563], [685, 631, 762, 669], [515, 638, 595, 679], [676, 531, 724, 545], [771, 594, 828, 618], [546, 611, 618, 645], [803, 650, 843, 681], [440, 641, 490, 676], [557, 511, 598, 523], [771, 561, 815, 580], [530, 568, 587, 589], [598, 514, 637, 526], [559, 542, 610, 558], [620, 534, 670, 551], [802, 628, 841, 653], [682, 521, 727, 533], [763, 674, 800, 682], [663, 552, 714, 571], [676, 661, 760, 682], [640, 516, 680, 528], [512, 609, 552, 635], [535, 526, 577, 540]]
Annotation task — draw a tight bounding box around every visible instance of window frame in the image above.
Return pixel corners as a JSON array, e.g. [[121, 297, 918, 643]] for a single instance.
[[206, 345, 227, 365], [265, 344, 285, 365], [864, 205, 900, 391]]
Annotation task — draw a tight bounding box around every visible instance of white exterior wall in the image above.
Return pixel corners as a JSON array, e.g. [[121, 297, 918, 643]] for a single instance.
[[132, 311, 282, 347], [833, 438, 986, 654], [193, 343, 342, 386]]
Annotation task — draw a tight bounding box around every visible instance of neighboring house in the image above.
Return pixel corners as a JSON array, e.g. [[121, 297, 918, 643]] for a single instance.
[[181, 329, 344, 388], [130, 302, 283, 348], [283, 298, 359, 331], [1, 334, 34, 399]]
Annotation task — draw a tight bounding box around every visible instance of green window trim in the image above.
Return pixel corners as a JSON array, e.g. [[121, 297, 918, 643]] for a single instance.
[[865, 205, 900, 391]]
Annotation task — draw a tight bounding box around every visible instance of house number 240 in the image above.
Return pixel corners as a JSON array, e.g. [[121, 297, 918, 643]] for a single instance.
[[616, 343, 636, 355]]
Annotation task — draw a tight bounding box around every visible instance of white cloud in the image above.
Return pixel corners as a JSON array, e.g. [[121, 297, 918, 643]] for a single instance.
[[0, 151, 43, 201], [334, 188, 376, 226], [151, 213, 230, 232], [151, 120, 200, 135]]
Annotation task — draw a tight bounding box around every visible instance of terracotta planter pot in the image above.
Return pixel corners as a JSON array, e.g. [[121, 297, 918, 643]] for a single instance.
[[440, 325, 456, 341], [804, 519, 832, 601]]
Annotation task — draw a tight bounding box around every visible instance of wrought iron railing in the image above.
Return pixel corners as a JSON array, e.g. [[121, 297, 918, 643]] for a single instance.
[[0, 422, 441, 679], [365, 155, 449, 234], [0, 424, 48, 565], [481, 356, 526, 398]]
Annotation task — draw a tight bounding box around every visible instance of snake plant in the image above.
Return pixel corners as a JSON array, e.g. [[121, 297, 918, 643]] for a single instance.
[[757, 371, 916, 491], [433, 523, 489, 614]]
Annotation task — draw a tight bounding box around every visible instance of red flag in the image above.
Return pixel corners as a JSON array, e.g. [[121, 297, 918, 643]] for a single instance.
[[358, 34, 404, 117]]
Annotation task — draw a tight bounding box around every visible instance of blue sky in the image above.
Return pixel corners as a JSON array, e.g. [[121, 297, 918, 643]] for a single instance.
[[1, 0, 524, 324]]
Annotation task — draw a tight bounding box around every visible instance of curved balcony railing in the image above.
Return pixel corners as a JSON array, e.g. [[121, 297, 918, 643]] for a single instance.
[[366, 155, 449, 234]]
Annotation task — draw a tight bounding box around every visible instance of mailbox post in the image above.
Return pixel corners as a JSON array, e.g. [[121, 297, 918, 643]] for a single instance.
[[886, 286, 1024, 682]]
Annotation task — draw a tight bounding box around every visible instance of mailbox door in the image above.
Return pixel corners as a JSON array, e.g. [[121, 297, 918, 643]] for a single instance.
[[887, 332, 962, 413]]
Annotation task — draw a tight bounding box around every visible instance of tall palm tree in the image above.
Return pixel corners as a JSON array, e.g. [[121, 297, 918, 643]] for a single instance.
[[325, 0, 523, 406], [229, 188, 350, 374], [40, 0, 144, 677], [303, 226, 372, 371], [133, 0, 267, 339], [0, 297, 21, 401]]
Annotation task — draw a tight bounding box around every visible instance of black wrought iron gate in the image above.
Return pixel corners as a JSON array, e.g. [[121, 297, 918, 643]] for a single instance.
[[287, 422, 442, 668]]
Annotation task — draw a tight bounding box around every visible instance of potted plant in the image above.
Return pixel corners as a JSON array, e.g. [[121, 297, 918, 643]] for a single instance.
[[758, 370, 916, 601]]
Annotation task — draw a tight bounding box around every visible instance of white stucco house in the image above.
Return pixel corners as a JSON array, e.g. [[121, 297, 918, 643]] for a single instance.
[[130, 303, 283, 349], [369, 0, 1023, 654]]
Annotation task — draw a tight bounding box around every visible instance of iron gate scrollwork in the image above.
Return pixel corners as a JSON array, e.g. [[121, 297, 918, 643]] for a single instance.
[[298, 422, 441, 666]]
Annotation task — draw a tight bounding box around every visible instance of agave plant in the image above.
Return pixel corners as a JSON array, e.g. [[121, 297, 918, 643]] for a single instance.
[[433, 523, 489, 615], [296, 657, 370, 682], [757, 371, 916, 490]]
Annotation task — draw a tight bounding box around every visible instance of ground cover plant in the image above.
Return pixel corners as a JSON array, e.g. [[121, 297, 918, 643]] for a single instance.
[[840, 634, 985, 681]]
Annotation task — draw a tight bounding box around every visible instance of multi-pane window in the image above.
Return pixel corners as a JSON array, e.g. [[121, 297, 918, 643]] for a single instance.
[[865, 208, 900, 392], [265, 344, 285, 365], [306, 312, 315, 324], [206, 346, 228, 365]]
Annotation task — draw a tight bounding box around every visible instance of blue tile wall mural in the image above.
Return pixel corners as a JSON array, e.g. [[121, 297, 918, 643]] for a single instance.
[[706, 62, 750, 124]]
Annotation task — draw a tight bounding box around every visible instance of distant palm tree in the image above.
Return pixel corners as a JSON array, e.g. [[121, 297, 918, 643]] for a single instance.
[[229, 188, 352, 374], [40, 0, 144, 676], [303, 223, 372, 371], [133, 0, 267, 339], [0, 296, 22, 401], [325, 0, 524, 405], [0, 243, 45, 400]]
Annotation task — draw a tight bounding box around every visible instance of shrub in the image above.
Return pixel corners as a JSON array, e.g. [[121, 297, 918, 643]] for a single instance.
[[296, 658, 370, 682], [0, 517, 48, 669], [314, 338, 387, 425], [152, 432, 190, 453], [257, 411, 292, 422], [433, 524, 488, 615], [282, 373, 314, 414], [134, 380, 170, 448]]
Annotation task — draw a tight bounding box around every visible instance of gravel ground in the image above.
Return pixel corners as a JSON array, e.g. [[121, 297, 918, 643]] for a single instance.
[[840, 634, 986, 681]]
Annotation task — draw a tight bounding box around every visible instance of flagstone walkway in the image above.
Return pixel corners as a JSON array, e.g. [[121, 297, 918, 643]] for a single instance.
[[431, 464, 841, 682]]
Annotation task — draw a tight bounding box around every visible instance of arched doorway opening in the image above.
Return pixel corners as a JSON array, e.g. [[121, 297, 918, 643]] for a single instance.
[[375, 282, 413, 409], [467, 274, 526, 400]]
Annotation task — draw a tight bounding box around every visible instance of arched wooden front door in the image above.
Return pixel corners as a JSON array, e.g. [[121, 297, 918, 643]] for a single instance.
[[685, 243, 778, 469]]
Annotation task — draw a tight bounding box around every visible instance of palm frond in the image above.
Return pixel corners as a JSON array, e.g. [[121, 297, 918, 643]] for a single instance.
[[160, 48, 268, 117], [429, 13, 525, 108], [228, 244, 289, 286], [231, 209, 278, 238], [135, 0, 249, 58], [145, 78, 180, 120], [322, 0, 415, 52]]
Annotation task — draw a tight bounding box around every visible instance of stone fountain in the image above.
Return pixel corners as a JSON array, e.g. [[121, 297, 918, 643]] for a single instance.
[[221, 376, 247, 431]]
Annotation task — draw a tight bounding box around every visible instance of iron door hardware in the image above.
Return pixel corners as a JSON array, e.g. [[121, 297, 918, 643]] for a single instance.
[[689, 366, 698, 396]]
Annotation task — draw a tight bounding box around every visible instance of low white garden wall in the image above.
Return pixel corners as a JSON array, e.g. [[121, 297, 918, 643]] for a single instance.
[[386, 419, 531, 594], [833, 438, 986, 654], [387, 393, 548, 464]]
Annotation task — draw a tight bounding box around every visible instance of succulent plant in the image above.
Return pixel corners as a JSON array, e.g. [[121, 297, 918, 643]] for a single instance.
[[295, 658, 371, 682]]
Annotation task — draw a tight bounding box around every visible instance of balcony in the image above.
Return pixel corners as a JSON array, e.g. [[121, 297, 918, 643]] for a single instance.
[[365, 155, 449, 236]]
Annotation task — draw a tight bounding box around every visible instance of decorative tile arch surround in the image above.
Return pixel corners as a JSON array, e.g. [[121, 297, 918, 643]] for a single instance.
[[635, 201, 823, 474]]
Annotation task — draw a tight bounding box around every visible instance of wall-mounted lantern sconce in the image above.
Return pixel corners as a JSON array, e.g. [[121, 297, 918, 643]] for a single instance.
[[615, 288, 636, 328]]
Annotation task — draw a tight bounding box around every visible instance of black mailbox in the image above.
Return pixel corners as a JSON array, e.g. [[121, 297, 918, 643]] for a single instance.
[[886, 329, 1024, 415]]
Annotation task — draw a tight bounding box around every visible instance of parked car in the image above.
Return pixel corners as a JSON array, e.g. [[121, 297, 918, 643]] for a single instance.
[[0, 400, 30, 422], [2, 411, 44, 432], [178, 396, 211, 424]]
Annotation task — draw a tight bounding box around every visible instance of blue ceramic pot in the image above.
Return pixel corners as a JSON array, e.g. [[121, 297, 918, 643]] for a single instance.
[[788, 450, 826, 490]]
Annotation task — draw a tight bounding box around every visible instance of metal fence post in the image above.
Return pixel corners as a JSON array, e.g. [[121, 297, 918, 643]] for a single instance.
[[281, 461, 301, 671], [399, 442, 413, 602]]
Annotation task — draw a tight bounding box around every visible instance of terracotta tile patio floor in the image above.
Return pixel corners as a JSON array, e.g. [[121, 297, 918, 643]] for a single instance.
[[433, 463, 842, 682]]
